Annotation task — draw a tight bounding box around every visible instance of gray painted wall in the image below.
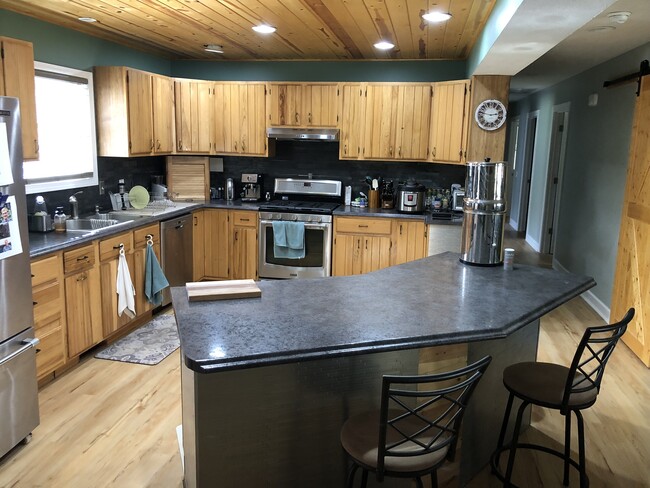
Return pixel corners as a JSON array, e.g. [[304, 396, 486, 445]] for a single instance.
[[509, 42, 649, 308]]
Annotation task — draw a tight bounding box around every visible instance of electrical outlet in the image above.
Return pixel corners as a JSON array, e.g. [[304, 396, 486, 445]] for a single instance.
[[99, 180, 105, 195]]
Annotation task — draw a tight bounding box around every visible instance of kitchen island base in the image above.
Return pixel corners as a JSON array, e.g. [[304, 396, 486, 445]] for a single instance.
[[181, 320, 538, 488]]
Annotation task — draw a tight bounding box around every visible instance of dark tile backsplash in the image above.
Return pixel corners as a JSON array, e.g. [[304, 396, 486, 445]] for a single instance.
[[29, 142, 466, 215]]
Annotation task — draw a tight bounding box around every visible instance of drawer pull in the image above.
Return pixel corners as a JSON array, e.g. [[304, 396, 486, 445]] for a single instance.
[[358, 225, 368, 228], [33, 301, 38, 306], [76, 255, 89, 262], [240, 218, 250, 222]]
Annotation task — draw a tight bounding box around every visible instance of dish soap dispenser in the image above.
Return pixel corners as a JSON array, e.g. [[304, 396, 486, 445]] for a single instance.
[[53, 207, 67, 233]]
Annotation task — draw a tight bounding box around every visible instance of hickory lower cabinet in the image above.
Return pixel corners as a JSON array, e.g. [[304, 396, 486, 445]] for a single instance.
[[199, 208, 258, 280], [31, 253, 67, 382], [332, 217, 428, 276], [63, 243, 103, 358], [133, 223, 162, 316], [99, 231, 136, 336]]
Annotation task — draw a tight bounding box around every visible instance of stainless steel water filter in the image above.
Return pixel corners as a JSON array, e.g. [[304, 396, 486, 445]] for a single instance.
[[460, 160, 507, 266], [226, 178, 234, 201]]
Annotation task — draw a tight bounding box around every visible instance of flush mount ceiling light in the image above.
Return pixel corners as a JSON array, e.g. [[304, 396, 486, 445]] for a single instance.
[[78, 17, 97, 23], [374, 41, 395, 50], [204, 44, 224, 53], [252, 24, 276, 34], [607, 11, 631, 24], [588, 25, 616, 33], [422, 11, 452, 23]]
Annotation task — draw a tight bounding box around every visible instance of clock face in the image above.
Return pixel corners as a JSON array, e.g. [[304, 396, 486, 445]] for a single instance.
[[475, 99, 507, 131]]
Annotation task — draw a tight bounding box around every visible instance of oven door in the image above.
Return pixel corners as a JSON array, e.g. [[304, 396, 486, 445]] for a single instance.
[[258, 219, 332, 279]]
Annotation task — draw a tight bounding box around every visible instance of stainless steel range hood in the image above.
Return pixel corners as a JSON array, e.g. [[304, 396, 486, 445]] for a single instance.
[[266, 127, 339, 141]]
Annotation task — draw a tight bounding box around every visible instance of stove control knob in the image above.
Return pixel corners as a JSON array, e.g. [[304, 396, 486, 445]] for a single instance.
[[292, 215, 298, 221]]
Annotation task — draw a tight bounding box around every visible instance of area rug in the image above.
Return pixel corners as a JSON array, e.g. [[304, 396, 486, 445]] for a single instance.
[[95, 313, 179, 365]]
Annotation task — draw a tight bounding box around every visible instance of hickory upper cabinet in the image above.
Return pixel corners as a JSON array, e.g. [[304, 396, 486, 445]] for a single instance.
[[0, 37, 39, 159], [94, 66, 174, 157], [175, 79, 213, 154], [215, 82, 268, 156], [340, 83, 432, 161], [267, 82, 338, 127], [429, 80, 470, 164]]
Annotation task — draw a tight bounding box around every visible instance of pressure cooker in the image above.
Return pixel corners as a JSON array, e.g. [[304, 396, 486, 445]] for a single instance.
[[397, 179, 426, 213]]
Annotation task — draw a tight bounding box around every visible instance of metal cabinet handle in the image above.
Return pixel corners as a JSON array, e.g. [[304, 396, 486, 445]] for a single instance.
[[76, 273, 87, 282], [358, 225, 368, 228], [76, 255, 89, 262], [343, 144, 347, 155], [240, 218, 250, 222], [295, 112, 299, 123], [241, 141, 246, 152], [234, 230, 238, 241], [157, 140, 161, 150], [234, 141, 238, 151], [194, 216, 198, 226], [399, 224, 403, 235], [432, 147, 436, 157], [0, 338, 40, 366], [34, 139, 39, 154], [398, 146, 402, 157], [308, 112, 312, 123]]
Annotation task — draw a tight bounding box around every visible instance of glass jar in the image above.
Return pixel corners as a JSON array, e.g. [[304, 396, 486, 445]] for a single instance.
[[54, 207, 67, 232]]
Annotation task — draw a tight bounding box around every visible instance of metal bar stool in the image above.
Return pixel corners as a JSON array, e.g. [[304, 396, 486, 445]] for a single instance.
[[491, 308, 634, 487], [340, 355, 492, 488]]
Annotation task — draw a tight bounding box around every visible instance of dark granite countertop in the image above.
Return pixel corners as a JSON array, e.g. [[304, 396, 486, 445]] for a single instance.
[[171, 252, 595, 373], [333, 205, 463, 225]]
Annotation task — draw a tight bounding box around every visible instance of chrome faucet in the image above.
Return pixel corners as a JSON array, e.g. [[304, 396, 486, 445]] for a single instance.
[[68, 191, 83, 219]]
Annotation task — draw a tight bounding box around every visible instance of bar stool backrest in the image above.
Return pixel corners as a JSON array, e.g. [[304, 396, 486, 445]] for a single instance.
[[562, 307, 635, 413], [376, 355, 492, 480]]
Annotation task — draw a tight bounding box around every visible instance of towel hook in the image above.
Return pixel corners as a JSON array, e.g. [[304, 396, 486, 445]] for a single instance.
[[118, 242, 125, 256], [146, 234, 154, 246]]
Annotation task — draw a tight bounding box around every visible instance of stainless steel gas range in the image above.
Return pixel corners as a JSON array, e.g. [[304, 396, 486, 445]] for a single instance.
[[258, 178, 342, 279]]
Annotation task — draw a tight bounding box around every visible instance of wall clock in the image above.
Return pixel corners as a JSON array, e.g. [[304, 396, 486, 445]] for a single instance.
[[475, 99, 507, 131]]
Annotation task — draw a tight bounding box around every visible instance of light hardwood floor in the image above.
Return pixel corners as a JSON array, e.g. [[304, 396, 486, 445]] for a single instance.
[[1, 237, 648, 487]]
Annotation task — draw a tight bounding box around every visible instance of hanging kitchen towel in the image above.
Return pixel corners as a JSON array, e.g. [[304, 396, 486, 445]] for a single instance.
[[144, 243, 169, 306], [116, 248, 136, 318], [272, 221, 305, 259]]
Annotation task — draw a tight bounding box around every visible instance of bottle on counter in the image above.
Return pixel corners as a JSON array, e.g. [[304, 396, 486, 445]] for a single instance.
[[34, 195, 48, 216], [53, 207, 67, 232]]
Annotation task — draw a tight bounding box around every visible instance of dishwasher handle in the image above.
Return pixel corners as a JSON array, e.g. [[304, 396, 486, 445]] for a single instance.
[[0, 338, 40, 367]]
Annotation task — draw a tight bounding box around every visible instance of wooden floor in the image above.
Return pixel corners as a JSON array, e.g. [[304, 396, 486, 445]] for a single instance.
[[1, 237, 648, 487]]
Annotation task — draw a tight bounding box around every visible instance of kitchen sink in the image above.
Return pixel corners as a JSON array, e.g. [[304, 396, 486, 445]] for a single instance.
[[65, 215, 134, 235]]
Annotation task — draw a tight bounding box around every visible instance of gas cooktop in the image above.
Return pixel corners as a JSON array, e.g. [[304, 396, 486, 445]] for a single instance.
[[258, 200, 340, 215]]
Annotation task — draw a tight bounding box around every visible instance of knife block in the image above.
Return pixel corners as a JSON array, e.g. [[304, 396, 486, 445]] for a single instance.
[[368, 189, 379, 209]]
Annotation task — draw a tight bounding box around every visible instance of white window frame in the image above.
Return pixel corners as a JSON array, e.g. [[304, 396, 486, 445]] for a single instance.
[[25, 61, 98, 194]]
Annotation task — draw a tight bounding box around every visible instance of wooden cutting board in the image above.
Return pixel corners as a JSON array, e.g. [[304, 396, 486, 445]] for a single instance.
[[186, 279, 262, 302]]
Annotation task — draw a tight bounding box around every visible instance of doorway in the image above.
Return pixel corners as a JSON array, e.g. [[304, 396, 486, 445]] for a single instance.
[[519, 112, 538, 233], [505, 116, 520, 219], [542, 104, 570, 254]]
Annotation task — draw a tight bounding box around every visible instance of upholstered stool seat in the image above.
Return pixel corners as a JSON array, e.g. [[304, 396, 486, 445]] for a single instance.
[[491, 308, 634, 488]]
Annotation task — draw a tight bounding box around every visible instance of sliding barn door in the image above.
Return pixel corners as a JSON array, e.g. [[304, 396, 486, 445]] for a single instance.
[[611, 75, 650, 367]]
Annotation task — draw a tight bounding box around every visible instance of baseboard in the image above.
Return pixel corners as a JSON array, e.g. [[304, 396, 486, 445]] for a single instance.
[[525, 233, 541, 252], [552, 258, 610, 321], [509, 217, 519, 231]]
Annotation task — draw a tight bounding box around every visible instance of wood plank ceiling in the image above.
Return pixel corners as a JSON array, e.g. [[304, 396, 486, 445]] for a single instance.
[[1, 0, 496, 61]]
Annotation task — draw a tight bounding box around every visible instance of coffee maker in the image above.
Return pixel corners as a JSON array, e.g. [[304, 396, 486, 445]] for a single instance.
[[241, 173, 263, 202]]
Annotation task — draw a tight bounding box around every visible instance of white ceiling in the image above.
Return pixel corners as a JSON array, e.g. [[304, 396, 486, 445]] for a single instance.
[[477, 0, 650, 98]]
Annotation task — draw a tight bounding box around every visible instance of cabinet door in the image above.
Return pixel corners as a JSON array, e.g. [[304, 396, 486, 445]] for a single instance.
[[192, 210, 205, 281], [175, 80, 213, 153], [360, 236, 392, 273], [99, 232, 136, 337], [391, 220, 427, 266], [204, 209, 229, 279], [238, 83, 267, 155], [221, 83, 240, 154], [430, 80, 470, 164], [152, 74, 174, 153], [363, 84, 400, 159], [332, 234, 361, 276], [133, 223, 161, 316], [231, 225, 258, 280], [1, 38, 39, 159], [339, 83, 365, 159], [268, 83, 303, 126], [127, 69, 153, 155], [394, 85, 432, 161], [65, 265, 102, 358], [303, 83, 338, 127]]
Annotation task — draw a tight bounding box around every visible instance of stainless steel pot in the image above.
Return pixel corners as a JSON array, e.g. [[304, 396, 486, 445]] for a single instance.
[[397, 179, 425, 213]]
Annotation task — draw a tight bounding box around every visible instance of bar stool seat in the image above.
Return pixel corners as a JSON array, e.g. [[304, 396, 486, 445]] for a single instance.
[[491, 308, 635, 488]]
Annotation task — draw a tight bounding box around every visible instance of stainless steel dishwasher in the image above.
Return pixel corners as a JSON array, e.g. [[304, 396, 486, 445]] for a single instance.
[[161, 214, 193, 306]]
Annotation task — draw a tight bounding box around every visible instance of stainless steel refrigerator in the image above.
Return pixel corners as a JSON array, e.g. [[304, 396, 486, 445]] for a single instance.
[[0, 96, 40, 459]]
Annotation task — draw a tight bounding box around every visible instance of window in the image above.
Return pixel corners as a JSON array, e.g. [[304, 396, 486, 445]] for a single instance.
[[24, 62, 97, 193]]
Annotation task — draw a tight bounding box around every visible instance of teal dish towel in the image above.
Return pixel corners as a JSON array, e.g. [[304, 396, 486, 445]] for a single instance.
[[144, 245, 169, 306], [272, 221, 305, 259]]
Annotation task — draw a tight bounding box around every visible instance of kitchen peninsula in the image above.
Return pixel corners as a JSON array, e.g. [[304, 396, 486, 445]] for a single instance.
[[172, 252, 594, 488]]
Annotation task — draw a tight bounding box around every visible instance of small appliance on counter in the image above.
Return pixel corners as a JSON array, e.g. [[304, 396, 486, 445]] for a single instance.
[[28, 195, 53, 232], [241, 173, 263, 202], [151, 175, 167, 200], [396, 179, 425, 213], [380, 180, 395, 209], [226, 178, 234, 201]]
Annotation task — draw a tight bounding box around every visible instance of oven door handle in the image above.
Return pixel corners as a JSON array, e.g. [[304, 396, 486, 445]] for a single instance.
[[260, 220, 330, 230]]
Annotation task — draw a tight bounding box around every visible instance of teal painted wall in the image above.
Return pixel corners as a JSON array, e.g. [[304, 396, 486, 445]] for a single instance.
[[0, 9, 171, 73], [509, 42, 650, 309], [171, 60, 466, 82]]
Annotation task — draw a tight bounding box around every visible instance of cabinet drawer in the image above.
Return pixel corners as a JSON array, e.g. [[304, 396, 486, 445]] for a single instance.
[[99, 231, 134, 261], [33, 281, 62, 325], [35, 318, 66, 377], [134, 223, 160, 248], [335, 217, 392, 235], [232, 211, 257, 227], [31, 255, 59, 287], [64, 244, 96, 273]]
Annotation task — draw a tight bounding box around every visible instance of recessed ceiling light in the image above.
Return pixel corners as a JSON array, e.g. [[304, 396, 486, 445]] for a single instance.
[[374, 41, 395, 50], [204, 44, 224, 53], [252, 24, 276, 34], [422, 11, 452, 23], [607, 11, 631, 24], [78, 17, 97, 23]]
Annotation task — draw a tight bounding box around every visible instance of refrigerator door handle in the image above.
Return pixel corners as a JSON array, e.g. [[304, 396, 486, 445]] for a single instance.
[[0, 338, 40, 367]]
